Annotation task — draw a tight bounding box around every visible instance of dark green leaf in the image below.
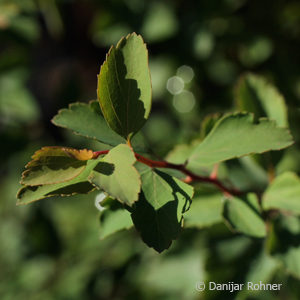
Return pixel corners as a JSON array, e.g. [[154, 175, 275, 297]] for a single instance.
[[131, 167, 194, 252], [97, 33, 152, 139]]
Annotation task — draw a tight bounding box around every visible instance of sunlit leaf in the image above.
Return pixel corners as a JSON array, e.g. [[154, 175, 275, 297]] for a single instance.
[[223, 194, 266, 238], [235, 73, 288, 127], [187, 113, 293, 169], [21, 147, 93, 186], [97, 33, 152, 139], [184, 193, 223, 228], [17, 157, 103, 205], [52, 101, 124, 147], [263, 172, 300, 215], [88, 144, 141, 206], [99, 200, 133, 239]]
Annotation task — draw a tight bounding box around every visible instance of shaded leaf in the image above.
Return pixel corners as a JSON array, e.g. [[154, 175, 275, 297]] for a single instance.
[[51, 101, 124, 147], [21, 147, 93, 186], [97, 33, 152, 139], [223, 194, 266, 238], [184, 193, 223, 228], [263, 172, 300, 215], [88, 144, 141, 206], [235, 73, 288, 127], [187, 113, 293, 169], [267, 215, 300, 279], [52, 101, 148, 151], [17, 157, 103, 205], [131, 167, 194, 252], [237, 250, 280, 299]]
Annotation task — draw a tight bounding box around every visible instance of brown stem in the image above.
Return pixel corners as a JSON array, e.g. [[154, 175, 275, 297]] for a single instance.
[[93, 150, 242, 196]]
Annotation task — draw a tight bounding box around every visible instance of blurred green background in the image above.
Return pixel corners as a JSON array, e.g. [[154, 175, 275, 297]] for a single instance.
[[1, 0, 300, 299]]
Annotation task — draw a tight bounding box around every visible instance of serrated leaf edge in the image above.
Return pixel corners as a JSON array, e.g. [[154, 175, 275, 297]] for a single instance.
[[21, 146, 94, 186], [188, 112, 294, 168]]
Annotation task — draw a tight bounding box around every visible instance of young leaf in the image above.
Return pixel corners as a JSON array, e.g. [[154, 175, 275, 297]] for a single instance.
[[97, 33, 152, 140], [235, 73, 288, 127], [131, 167, 194, 252], [52, 101, 124, 146], [88, 144, 141, 206], [223, 194, 266, 238], [187, 113, 293, 169], [21, 147, 94, 186], [263, 172, 300, 215], [184, 193, 223, 229], [17, 157, 103, 205]]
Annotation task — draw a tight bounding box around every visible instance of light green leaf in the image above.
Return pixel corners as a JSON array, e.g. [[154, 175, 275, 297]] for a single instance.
[[21, 147, 94, 186], [187, 113, 293, 169], [166, 141, 198, 165], [99, 200, 133, 239], [17, 157, 103, 205], [131, 167, 194, 252], [141, 2, 178, 42], [263, 172, 300, 215], [97, 32, 152, 139], [88, 144, 141, 206], [223, 194, 266, 238], [184, 193, 223, 228], [200, 113, 221, 139], [235, 73, 288, 127], [51, 101, 124, 146]]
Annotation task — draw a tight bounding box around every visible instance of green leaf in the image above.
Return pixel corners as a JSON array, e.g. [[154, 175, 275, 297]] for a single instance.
[[52, 101, 125, 147], [17, 157, 103, 205], [131, 167, 194, 252], [237, 250, 280, 299], [184, 193, 223, 229], [97, 33, 152, 139], [235, 73, 288, 127], [267, 215, 300, 279], [200, 113, 221, 139], [21, 147, 94, 186], [263, 172, 300, 215], [88, 144, 141, 206], [187, 113, 293, 169], [223, 194, 266, 238], [166, 141, 198, 165], [99, 199, 133, 239]]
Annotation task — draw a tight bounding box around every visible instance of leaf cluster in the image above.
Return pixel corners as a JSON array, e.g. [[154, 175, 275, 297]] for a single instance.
[[17, 33, 299, 264]]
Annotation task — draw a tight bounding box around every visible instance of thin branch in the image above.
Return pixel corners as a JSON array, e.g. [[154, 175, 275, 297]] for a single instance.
[[93, 150, 242, 196]]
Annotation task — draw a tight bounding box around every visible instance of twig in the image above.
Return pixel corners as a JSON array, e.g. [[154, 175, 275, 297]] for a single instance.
[[93, 150, 242, 196]]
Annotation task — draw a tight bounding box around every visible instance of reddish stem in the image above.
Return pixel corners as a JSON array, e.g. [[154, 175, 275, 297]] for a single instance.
[[93, 150, 109, 158], [93, 150, 241, 196]]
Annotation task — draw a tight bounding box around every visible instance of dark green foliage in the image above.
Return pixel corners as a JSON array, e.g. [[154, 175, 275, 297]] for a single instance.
[[2, 1, 300, 298]]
